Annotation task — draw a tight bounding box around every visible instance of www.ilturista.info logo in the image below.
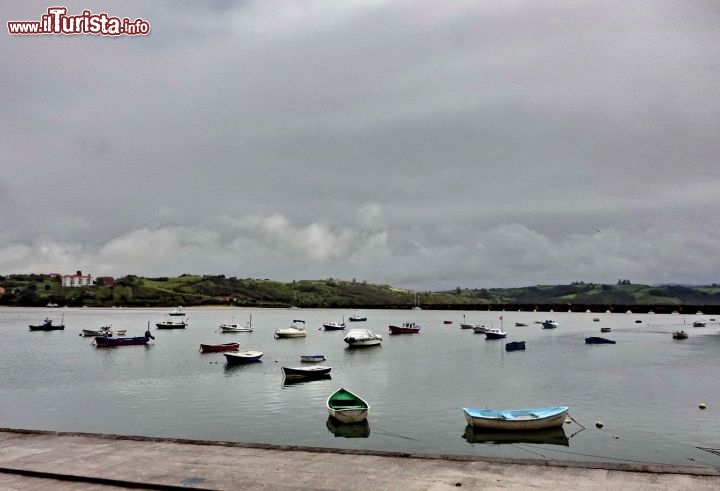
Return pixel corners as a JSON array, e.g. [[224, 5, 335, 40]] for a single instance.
[[8, 7, 150, 36]]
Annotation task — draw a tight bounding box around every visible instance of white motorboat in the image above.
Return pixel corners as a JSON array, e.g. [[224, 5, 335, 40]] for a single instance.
[[275, 321, 306, 338], [344, 328, 382, 347], [220, 314, 253, 332]]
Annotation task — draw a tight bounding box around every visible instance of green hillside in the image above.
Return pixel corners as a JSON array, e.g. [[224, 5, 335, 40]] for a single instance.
[[1, 274, 720, 308]]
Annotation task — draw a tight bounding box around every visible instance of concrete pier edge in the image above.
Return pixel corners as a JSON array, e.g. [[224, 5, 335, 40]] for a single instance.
[[1, 427, 718, 478]]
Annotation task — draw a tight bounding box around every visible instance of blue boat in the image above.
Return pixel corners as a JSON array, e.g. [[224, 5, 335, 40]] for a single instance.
[[224, 350, 263, 365], [585, 336, 616, 344], [463, 406, 569, 430], [542, 320, 558, 329], [505, 341, 526, 351]]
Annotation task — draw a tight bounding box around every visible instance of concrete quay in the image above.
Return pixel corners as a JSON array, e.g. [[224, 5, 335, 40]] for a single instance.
[[0, 429, 718, 490]]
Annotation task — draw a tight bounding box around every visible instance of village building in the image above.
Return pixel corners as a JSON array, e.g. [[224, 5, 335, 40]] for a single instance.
[[61, 271, 93, 287]]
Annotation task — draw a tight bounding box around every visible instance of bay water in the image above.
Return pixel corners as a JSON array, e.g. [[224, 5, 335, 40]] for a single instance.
[[1, 307, 719, 469]]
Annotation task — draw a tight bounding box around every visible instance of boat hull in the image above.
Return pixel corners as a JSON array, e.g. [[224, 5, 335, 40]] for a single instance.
[[156, 323, 187, 329], [323, 323, 346, 331], [95, 336, 150, 347], [200, 343, 240, 352], [275, 331, 306, 338], [29, 325, 65, 331], [463, 407, 568, 431], [300, 355, 326, 363], [348, 317, 367, 322], [585, 337, 616, 344]]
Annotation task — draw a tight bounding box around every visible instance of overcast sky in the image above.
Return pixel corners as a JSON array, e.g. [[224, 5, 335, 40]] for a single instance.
[[2, 1, 719, 290]]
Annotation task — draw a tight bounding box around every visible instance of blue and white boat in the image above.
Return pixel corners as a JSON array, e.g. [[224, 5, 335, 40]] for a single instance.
[[463, 406, 569, 430], [542, 320, 558, 329]]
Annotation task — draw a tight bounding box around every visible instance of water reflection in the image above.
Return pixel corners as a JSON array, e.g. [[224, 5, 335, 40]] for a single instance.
[[282, 374, 332, 387], [326, 417, 370, 438], [462, 425, 569, 446]]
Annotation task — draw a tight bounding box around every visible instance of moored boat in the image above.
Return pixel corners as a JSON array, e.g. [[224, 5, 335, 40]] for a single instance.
[[693, 321, 706, 327], [80, 325, 113, 337], [29, 317, 64, 331], [224, 350, 263, 365], [156, 319, 187, 329], [472, 325, 488, 334], [485, 328, 507, 339], [220, 314, 253, 332], [463, 406, 569, 431], [514, 322, 528, 327], [600, 327, 612, 333], [672, 330, 688, 340], [200, 342, 240, 353], [168, 306, 186, 316], [300, 354, 326, 363], [344, 328, 382, 347], [281, 365, 332, 380], [388, 322, 420, 334], [542, 320, 558, 329], [327, 388, 369, 423], [323, 321, 346, 331], [275, 321, 307, 338], [348, 312, 367, 322], [95, 330, 154, 347], [585, 336, 616, 344], [505, 341, 526, 351]]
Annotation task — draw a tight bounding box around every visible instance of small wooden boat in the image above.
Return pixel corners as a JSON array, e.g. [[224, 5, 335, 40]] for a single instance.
[[514, 322, 528, 327], [156, 319, 187, 329], [600, 327, 612, 333], [275, 321, 306, 338], [344, 329, 382, 347], [463, 406, 569, 431], [672, 330, 688, 340], [220, 314, 253, 332], [29, 317, 64, 331], [505, 341, 526, 352], [95, 330, 154, 347], [485, 328, 507, 339], [348, 313, 367, 322], [388, 322, 420, 334], [585, 336, 616, 344], [541, 320, 558, 329], [323, 321, 346, 331], [282, 365, 332, 380], [200, 342, 240, 353], [443, 320, 453, 325], [327, 388, 369, 423], [693, 321, 706, 328], [634, 320, 642, 324], [300, 355, 326, 363], [593, 318, 600, 322], [224, 350, 263, 365]]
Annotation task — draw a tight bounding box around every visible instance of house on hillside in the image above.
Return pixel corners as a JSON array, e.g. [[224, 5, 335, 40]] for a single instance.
[[62, 271, 93, 287]]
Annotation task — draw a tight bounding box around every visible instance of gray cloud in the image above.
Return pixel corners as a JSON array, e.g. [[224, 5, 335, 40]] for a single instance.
[[2, 1, 719, 288]]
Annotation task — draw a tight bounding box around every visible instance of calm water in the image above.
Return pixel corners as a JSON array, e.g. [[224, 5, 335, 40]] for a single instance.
[[2, 307, 720, 469]]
